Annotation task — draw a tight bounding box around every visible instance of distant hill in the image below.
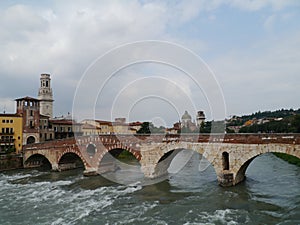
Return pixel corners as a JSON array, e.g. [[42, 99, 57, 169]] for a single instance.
[[226, 108, 300, 133], [240, 108, 299, 120]]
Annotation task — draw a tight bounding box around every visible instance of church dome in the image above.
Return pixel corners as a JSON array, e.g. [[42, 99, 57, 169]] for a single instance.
[[181, 110, 192, 120]]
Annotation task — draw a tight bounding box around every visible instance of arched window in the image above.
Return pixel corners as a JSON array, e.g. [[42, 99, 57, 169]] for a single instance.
[[27, 136, 36, 144], [87, 143, 96, 157], [222, 151, 229, 170]]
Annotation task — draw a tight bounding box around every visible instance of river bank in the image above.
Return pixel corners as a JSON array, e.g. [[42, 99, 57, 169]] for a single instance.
[[0, 154, 23, 171], [273, 152, 300, 166]]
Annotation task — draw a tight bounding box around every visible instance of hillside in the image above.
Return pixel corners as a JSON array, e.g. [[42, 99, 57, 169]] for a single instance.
[[226, 108, 300, 133]]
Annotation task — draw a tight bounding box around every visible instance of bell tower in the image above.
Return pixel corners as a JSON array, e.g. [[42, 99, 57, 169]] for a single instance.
[[38, 74, 54, 118]]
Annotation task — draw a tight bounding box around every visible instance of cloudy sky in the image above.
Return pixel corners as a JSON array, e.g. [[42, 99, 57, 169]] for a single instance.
[[0, 0, 299, 126]]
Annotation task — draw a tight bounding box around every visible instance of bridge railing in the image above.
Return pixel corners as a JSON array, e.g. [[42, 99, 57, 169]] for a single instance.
[[129, 133, 300, 144]]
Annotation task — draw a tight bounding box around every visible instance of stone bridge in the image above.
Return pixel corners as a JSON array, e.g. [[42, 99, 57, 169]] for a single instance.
[[22, 133, 300, 186]]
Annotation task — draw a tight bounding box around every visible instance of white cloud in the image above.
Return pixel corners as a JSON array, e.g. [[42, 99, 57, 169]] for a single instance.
[[264, 14, 276, 30], [227, 0, 299, 11], [0, 0, 299, 122]]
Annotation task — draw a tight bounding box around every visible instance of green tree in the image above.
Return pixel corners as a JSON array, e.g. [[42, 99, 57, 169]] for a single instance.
[[292, 115, 300, 132], [200, 121, 212, 133], [137, 122, 151, 134], [226, 128, 235, 133], [149, 124, 165, 133]]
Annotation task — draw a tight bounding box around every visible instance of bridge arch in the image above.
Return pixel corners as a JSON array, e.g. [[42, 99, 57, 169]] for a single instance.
[[234, 145, 300, 185], [24, 153, 52, 170], [147, 143, 218, 180], [57, 149, 88, 171], [96, 144, 141, 169]]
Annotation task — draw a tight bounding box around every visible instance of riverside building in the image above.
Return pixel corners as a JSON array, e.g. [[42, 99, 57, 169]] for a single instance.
[[0, 114, 23, 153]]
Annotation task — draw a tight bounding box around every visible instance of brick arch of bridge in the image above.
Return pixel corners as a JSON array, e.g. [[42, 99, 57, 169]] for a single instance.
[[24, 150, 57, 168], [140, 142, 220, 178], [234, 144, 300, 185], [95, 143, 141, 169], [57, 147, 89, 170]]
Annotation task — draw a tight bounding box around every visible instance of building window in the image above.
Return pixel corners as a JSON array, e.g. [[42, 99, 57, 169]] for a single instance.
[[2, 120, 5, 123], [6, 120, 9, 123], [46, 80, 49, 87], [10, 120, 13, 123], [68, 127, 72, 132], [30, 110, 33, 116], [44, 133, 47, 139], [18, 136, 20, 140], [30, 121, 33, 128], [6, 128, 9, 133], [50, 133, 52, 139], [10, 128, 13, 134]]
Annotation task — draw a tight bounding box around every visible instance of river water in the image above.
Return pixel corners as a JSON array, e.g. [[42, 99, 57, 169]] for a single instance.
[[0, 151, 299, 225]]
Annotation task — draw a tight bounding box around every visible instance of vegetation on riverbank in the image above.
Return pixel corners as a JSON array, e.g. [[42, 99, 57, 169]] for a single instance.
[[273, 152, 300, 167], [117, 150, 137, 160]]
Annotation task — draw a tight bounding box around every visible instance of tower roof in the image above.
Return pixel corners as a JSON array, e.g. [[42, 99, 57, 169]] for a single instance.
[[40, 73, 51, 78], [181, 110, 192, 120]]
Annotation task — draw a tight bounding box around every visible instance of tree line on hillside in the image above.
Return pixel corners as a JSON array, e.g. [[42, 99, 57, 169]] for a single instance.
[[227, 108, 300, 127], [136, 109, 300, 134], [239, 114, 300, 133]]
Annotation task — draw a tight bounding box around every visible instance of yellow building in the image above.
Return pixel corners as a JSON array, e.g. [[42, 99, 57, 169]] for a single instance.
[[81, 119, 141, 135], [81, 123, 102, 136], [0, 114, 23, 153], [97, 120, 113, 134], [81, 119, 113, 134], [112, 122, 131, 134]]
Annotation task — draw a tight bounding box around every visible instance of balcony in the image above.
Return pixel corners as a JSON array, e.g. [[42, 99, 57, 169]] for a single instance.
[[0, 140, 14, 146]]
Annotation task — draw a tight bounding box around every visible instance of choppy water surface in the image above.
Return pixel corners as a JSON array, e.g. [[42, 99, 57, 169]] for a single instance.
[[0, 151, 300, 225]]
